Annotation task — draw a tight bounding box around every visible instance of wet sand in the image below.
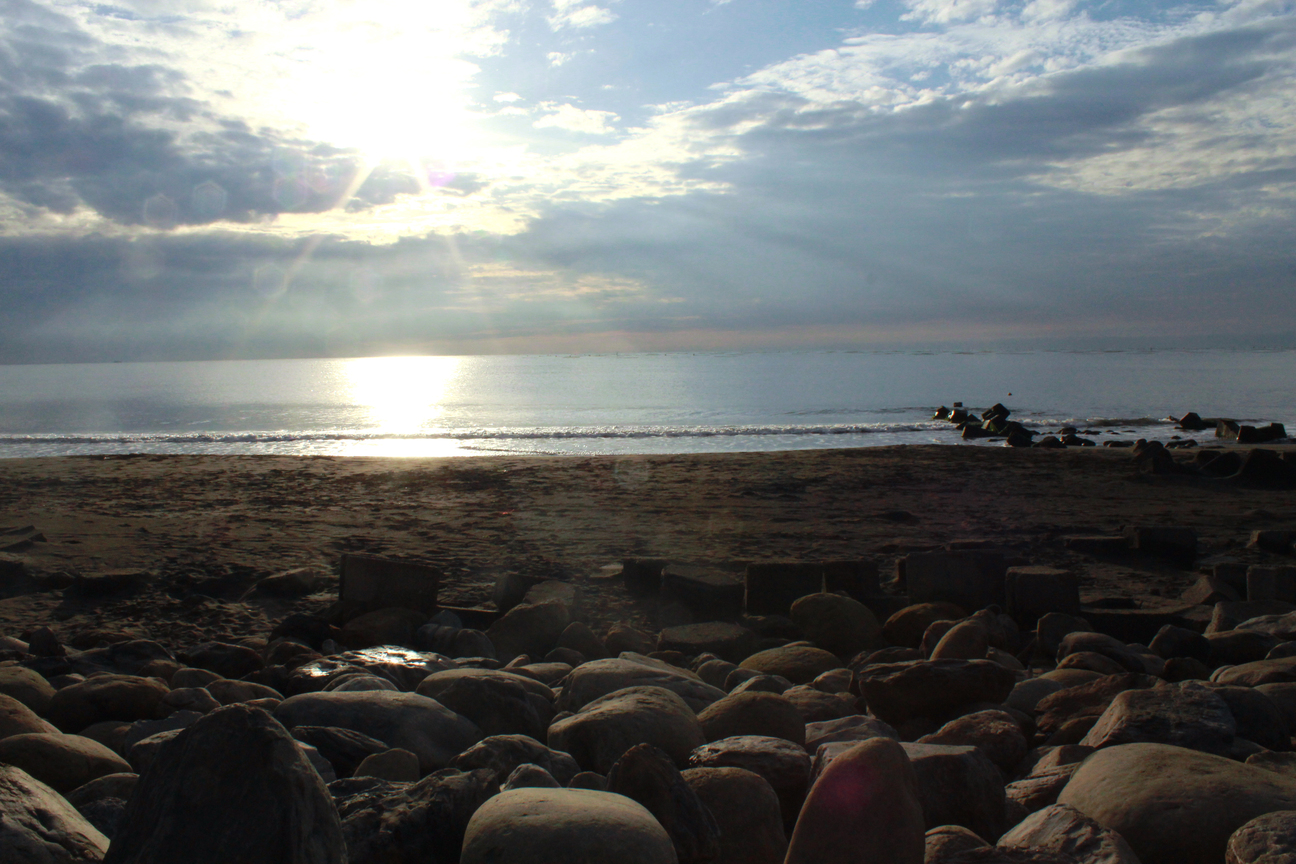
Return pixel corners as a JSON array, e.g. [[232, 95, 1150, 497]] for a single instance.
[[1, 445, 1292, 647]]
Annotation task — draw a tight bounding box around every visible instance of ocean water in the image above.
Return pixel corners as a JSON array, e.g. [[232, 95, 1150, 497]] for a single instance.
[[0, 350, 1292, 458]]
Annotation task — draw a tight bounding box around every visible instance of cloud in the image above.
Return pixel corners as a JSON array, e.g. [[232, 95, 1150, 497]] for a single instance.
[[547, 0, 616, 31], [533, 103, 620, 134]]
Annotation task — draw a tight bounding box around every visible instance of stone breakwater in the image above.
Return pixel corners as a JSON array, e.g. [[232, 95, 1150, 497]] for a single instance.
[[9, 549, 1296, 864]]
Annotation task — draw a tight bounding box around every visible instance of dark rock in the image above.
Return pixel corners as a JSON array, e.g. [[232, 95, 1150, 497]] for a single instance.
[[1056, 631, 1149, 673], [1213, 656, 1296, 687], [291, 726, 391, 778], [1208, 630, 1282, 666], [789, 593, 883, 659], [682, 766, 787, 864], [882, 603, 969, 648], [1079, 683, 1235, 754], [1226, 809, 1296, 864], [697, 691, 805, 745], [856, 659, 1016, 727], [902, 551, 1006, 610], [485, 601, 570, 663], [998, 802, 1141, 863], [606, 743, 721, 864], [737, 644, 843, 685], [1123, 526, 1197, 566], [0, 764, 109, 860], [179, 641, 264, 679], [1206, 684, 1290, 751], [1034, 673, 1157, 738], [661, 566, 744, 621], [688, 734, 811, 827], [433, 674, 545, 740], [1150, 624, 1212, 661], [744, 562, 825, 616], [46, 674, 170, 733], [657, 622, 757, 664], [450, 733, 581, 786], [780, 684, 856, 722], [1183, 574, 1241, 606], [0, 665, 56, 714], [556, 657, 723, 713], [549, 685, 706, 774], [103, 705, 345, 864], [0, 732, 132, 793], [901, 742, 1006, 840], [804, 714, 898, 751], [919, 709, 1028, 775], [1004, 567, 1080, 627]]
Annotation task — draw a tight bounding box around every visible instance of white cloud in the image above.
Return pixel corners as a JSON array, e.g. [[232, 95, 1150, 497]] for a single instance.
[[547, 1, 616, 30], [533, 103, 621, 134]]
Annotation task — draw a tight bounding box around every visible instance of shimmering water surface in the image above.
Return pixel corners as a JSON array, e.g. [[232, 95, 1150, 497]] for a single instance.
[[0, 350, 1292, 458]]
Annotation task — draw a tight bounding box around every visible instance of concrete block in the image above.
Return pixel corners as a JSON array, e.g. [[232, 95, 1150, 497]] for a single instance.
[[1004, 566, 1080, 627], [339, 553, 440, 616], [903, 551, 1006, 611]]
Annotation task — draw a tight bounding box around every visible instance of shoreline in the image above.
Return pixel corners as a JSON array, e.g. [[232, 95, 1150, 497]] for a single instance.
[[2, 444, 1293, 647]]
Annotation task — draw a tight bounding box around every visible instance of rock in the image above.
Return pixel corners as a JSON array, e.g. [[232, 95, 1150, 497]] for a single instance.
[[274, 690, 481, 773], [812, 667, 854, 693], [46, 675, 170, 733], [789, 593, 883, 659], [729, 672, 792, 695], [1209, 630, 1282, 666], [1037, 613, 1096, 657], [683, 766, 787, 864], [416, 667, 555, 702], [901, 743, 1005, 840], [660, 565, 744, 621], [781, 684, 856, 722], [170, 667, 221, 688], [206, 679, 283, 705], [919, 710, 1027, 775], [1005, 764, 1082, 815], [103, 705, 344, 864], [1034, 673, 1157, 737], [697, 690, 805, 745], [884, 603, 969, 648], [605, 623, 658, 656], [76, 797, 128, 842], [486, 601, 571, 662], [461, 788, 676, 864], [1123, 526, 1197, 566], [353, 748, 420, 782], [744, 562, 828, 617], [657, 622, 757, 664], [339, 608, 426, 650], [0, 764, 109, 861], [338, 767, 497, 864], [1004, 567, 1081, 628], [250, 567, 333, 597], [688, 735, 811, 826], [1213, 656, 1296, 687], [0, 691, 58, 739], [1006, 678, 1064, 715], [450, 733, 581, 786], [291, 726, 390, 778], [1058, 742, 1296, 864], [925, 825, 990, 862], [738, 644, 843, 684], [1209, 601, 1296, 636], [1150, 625, 1212, 661], [159, 687, 219, 714], [857, 660, 1017, 726], [606, 743, 721, 864], [931, 621, 991, 661], [65, 772, 138, 809], [785, 738, 925, 864], [1226, 810, 1296, 864], [1056, 632, 1147, 673], [804, 714, 899, 751], [1164, 657, 1214, 682], [0, 732, 132, 793], [0, 665, 56, 714], [178, 641, 264, 679], [501, 763, 561, 789], [1258, 683, 1296, 732], [999, 803, 1140, 864], [557, 621, 608, 660], [556, 657, 724, 713], [1059, 652, 1128, 676], [1183, 574, 1241, 606], [522, 580, 577, 611], [125, 729, 183, 774], [696, 658, 738, 689], [432, 674, 545, 740], [1079, 683, 1235, 754], [1207, 684, 1290, 751], [549, 685, 706, 774]]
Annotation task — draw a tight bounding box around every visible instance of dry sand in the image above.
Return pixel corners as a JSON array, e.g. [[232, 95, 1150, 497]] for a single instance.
[[1, 445, 1292, 647]]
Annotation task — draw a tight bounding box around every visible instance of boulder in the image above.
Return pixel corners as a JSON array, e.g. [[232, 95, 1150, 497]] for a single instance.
[[883, 603, 969, 648], [0, 732, 132, 793], [738, 645, 843, 684], [0, 665, 56, 714], [1056, 633, 1147, 674], [416, 667, 554, 702], [549, 685, 705, 774], [804, 714, 899, 751], [657, 622, 757, 664], [338, 767, 498, 864], [159, 687, 219, 714], [460, 788, 676, 864], [0, 764, 109, 862], [103, 705, 345, 864], [1034, 673, 1157, 737], [682, 766, 787, 864], [1005, 764, 1082, 815], [450, 733, 581, 786], [925, 825, 990, 862], [1037, 614, 1096, 657], [696, 659, 738, 689], [0, 691, 58, 739], [856, 660, 1017, 726], [178, 641, 264, 679], [688, 735, 811, 826], [1150, 625, 1212, 662], [353, 748, 420, 782], [812, 668, 854, 693], [1213, 656, 1296, 687], [557, 621, 607, 660], [1006, 678, 1064, 715], [1208, 630, 1282, 666], [1258, 683, 1296, 732], [291, 726, 390, 778], [126, 729, 183, 774], [901, 742, 1006, 840], [607, 744, 720, 864], [605, 623, 658, 656], [919, 710, 1027, 775], [780, 684, 856, 722], [789, 593, 883, 659], [785, 738, 925, 864], [556, 658, 724, 713], [486, 601, 570, 662], [660, 565, 744, 620], [1226, 810, 1296, 864], [431, 675, 545, 740], [999, 803, 1141, 864], [206, 679, 283, 705], [501, 763, 560, 789], [1079, 683, 1236, 754], [1058, 742, 1296, 864], [696, 691, 805, 745], [274, 690, 481, 773], [46, 675, 170, 733]]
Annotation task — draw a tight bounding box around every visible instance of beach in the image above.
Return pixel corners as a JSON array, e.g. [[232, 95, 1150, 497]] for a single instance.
[[3, 444, 1292, 644]]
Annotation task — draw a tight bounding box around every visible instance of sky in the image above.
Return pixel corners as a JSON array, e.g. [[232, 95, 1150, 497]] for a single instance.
[[1, 0, 1294, 363]]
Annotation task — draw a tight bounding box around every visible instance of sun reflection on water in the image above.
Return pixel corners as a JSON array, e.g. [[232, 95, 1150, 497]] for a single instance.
[[344, 355, 462, 436]]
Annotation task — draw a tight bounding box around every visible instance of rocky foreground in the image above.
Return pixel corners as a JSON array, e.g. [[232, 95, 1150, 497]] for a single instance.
[[7, 537, 1296, 863]]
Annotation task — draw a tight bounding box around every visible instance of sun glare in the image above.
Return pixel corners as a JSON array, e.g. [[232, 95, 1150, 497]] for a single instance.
[[345, 355, 463, 434]]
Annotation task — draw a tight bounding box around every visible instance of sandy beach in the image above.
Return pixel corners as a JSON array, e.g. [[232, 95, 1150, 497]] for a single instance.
[[2, 444, 1292, 646]]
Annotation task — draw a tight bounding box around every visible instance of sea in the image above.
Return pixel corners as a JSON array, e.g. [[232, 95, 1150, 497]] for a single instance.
[[0, 350, 1292, 459]]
